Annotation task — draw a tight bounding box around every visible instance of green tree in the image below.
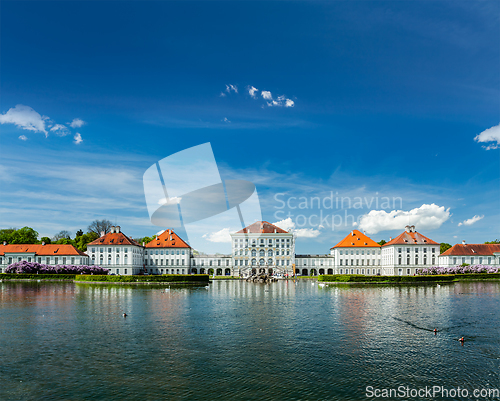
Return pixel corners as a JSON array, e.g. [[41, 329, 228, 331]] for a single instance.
[[9, 227, 39, 244], [440, 243, 452, 254], [377, 240, 387, 246], [485, 239, 500, 244], [54, 238, 74, 245], [75, 229, 84, 237], [0, 228, 17, 243], [40, 237, 52, 244], [135, 235, 155, 245], [74, 232, 99, 252]]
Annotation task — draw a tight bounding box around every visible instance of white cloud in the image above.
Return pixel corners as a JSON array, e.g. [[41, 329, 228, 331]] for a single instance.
[[225, 84, 238, 93], [158, 196, 182, 205], [18, 135, 28, 141], [73, 133, 83, 145], [273, 217, 321, 237], [219, 92, 226, 97], [294, 228, 321, 238], [69, 118, 85, 128], [202, 227, 232, 243], [475, 124, 500, 150], [357, 203, 451, 234], [50, 124, 70, 136], [247, 86, 258, 98], [261, 91, 272, 100], [0, 104, 48, 136], [222, 117, 231, 123], [458, 215, 484, 226], [285, 99, 295, 107]]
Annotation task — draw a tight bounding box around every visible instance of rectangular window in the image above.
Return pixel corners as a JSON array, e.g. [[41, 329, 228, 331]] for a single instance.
[[340, 260, 343, 265], [177, 259, 179, 265], [471, 257, 474, 264], [182, 260, 185, 265], [407, 257, 410, 265], [462, 257, 465, 264], [124, 269, 127, 274], [108, 248, 112, 253]]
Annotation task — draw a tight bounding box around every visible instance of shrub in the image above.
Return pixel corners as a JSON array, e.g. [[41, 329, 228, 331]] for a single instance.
[[75, 274, 210, 283], [417, 265, 500, 275], [5, 260, 109, 275], [0, 273, 76, 280], [318, 274, 455, 283]]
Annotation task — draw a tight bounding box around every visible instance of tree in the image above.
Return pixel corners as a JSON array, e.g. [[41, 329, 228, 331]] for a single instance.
[[0, 228, 17, 243], [53, 230, 72, 241], [54, 238, 74, 245], [134, 235, 155, 245], [75, 229, 84, 237], [9, 227, 39, 244], [40, 237, 52, 244], [485, 239, 500, 244], [74, 232, 99, 252], [377, 240, 387, 246], [440, 243, 452, 254], [87, 219, 113, 236]]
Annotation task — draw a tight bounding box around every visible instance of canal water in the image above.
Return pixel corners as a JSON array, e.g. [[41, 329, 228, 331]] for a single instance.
[[0, 280, 499, 400]]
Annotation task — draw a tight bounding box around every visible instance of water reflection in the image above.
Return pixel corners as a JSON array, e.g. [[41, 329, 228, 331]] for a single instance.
[[0, 280, 499, 401]]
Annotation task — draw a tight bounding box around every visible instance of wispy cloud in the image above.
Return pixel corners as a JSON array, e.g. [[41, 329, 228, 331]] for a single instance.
[[18, 135, 28, 141], [74, 133, 83, 144], [225, 84, 238, 94], [356, 204, 451, 234], [475, 123, 500, 150], [50, 124, 70, 136], [222, 117, 231, 123], [247, 86, 259, 98], [458, 214, 484, 226], [69, 118, 85, 128], [0, 104, 49, 136]]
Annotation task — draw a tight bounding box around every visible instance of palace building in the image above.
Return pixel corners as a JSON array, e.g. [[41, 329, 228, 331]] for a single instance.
[[2, 222, 496, 277], [438, 241, 500, 267], [0, 243, 89, 273], [86, 226, 144, 275], [330, 230, 382, 275], [230, 221, 295, 277], [381, 225, 440, 276]]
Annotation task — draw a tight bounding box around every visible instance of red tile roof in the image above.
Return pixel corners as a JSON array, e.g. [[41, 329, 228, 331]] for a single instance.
[[145, 229, 191, 248], [383, 231, 439, 246], [88, 232, 141, 247], [0, 244, 87, 256], [236, 221, 289, 234], [441, 244, 500, 256], [331, 230, 380, 249]]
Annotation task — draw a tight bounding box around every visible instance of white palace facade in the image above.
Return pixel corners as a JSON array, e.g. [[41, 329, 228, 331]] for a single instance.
[[2, 222, 499, 276]]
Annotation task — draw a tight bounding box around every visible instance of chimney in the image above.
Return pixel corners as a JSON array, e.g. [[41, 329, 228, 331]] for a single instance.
[[116, 226, 120, 233], [142, 242, 145, 247], [405, 225, 410, 233], [110, 226, 115, 233], [411, 225, 415, 232], [100, 231, 105, 237], [389, 237, 392, 241], [2, 241, 6, 246], [42, 241, 45, 246], [351, 231, 354, 236], [462, 240, 466, 245]]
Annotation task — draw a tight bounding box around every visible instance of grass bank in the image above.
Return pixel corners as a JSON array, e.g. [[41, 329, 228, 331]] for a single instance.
[[74, 274, 210, 283], [318, 273, 500, 283]]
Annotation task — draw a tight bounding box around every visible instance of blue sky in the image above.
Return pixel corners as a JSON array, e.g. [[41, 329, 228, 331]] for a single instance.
[[0, 1, 499, 254]]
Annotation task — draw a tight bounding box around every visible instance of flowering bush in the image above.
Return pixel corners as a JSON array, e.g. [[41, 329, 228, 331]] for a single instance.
[[4, 260, 109, 275], [417, 264, 500, 275]]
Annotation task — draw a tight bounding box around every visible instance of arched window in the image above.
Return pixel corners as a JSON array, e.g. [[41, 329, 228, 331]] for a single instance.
[[251, 250, 256, 257], [251, 258, 256, 266], [259, 258, 265, 266], [259, 249, 265, 257], [239, 250, 243, 256], [268, 250, 273, 257], [268, 258, 272, 265]]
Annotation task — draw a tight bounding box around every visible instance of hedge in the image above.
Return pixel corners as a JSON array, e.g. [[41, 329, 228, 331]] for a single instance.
[[0, 273, 76, 280], [452, 273, 500, 280], [318, 274, 456, 283], [74, 274, 210, 283]]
